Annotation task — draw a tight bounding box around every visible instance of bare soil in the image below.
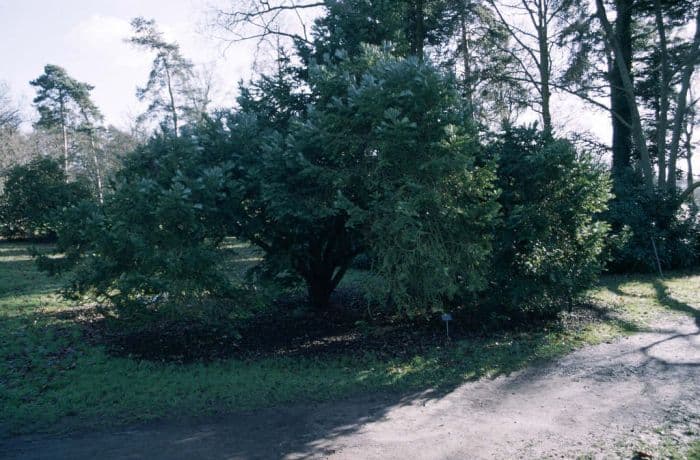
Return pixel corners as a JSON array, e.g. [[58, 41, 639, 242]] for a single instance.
[[3, 313, 698, 459]]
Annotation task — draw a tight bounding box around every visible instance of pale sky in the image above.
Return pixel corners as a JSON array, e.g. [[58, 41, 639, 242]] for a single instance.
[[0, 0, 697, 175], [0, 0, 258, 130]]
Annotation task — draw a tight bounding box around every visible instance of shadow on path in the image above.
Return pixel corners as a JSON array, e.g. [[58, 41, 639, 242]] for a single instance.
[[3, 265, 699, 459], [5, 305, 700, 459]]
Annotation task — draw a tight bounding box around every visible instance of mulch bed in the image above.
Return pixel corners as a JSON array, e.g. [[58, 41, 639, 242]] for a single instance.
[[64, 288, 606, 364]]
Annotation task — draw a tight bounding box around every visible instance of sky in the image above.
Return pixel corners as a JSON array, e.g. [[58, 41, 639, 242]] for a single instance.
[[0, 0, 697, 175], [0, 0, 258, 130]]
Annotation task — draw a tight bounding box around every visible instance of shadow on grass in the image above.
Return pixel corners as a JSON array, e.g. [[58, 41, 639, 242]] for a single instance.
[[591, 276, 700, 373], [0, 259, 63, 298], [2, 271, 604, 446], [598, 273, 700, 334], [1, 295, 616, 457], [630, 279, 700, 370], [5, 243, 698, 458], [0, 243, 62, 298], [582, 297, 649, 335], [652, 279, 700, 324], [6, 301, 700, 459], [600, 273, 650, 297]]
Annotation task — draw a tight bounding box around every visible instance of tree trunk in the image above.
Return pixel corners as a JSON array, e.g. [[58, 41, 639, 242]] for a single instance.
[[687, 143, 694, 191], [164, 62, 179, 136], [608, 0, 633, 179], [303, 253, 350, 310], [307, 275, 334, 310], [685, 112, 694, 190], [88, 133, 104, 204], [656, 103, 667, 190], [596, 0, 654, 192], [459, 1, 474, 120], [81, 110, 104, 203], [59, 93, 69, 180], [62, 124, 69, 179], [654, 0, 670, 191], [667, 6, 700, 194], [536, 0, 552, 135], [412, 0, 425, 61]]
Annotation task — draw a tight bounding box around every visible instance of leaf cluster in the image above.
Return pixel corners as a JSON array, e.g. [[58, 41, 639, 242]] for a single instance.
[[486, 126, 612, 318], [0, 157, 92, 240]]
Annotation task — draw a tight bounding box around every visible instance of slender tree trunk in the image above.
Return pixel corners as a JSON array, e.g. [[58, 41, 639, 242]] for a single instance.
[[61, 124, 69, 179], [59, 94, 69, 180], [88, 133, 104, 204], [667, 7, 700, 194], [413, 0, 425, 61], [686, 129, 694, 191], [459, 1, 474, 120], [536, 0, 552, 135], [607, 0, 634, 180], [655, 103, 667, 189], [596, 0, 654, 192], [654, 0, 670, 191], [80, 109, 104, 203], [164, 62, 179, 136]]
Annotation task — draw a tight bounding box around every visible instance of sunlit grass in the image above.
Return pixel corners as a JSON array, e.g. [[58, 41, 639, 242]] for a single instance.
[[1, 242, 698, 435]]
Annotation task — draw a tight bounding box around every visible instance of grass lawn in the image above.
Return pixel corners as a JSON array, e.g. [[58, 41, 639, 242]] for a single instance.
[[1, 241, 698, 437]]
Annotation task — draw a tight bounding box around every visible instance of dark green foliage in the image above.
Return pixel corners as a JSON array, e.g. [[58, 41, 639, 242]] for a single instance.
[[42, 52, 499, 322], [41, 56, 611, 325], [30, 64, 101, 132], [605, 171, 700, 272], [0, 157, 91, 240], [307, 0, 456, 61], [39, 134, 251, 329], [350, 54, 500, 315], [220, 72, 366, 308], [486, 127, 612, 319], [225, 50, 499, 312]]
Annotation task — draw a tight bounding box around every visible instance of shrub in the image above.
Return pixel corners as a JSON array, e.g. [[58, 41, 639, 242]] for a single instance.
[[43, 54, 500, 329], [0, 157, 91, 240], [223, 50, 499, 313], [484, 126, 612, 320], [605, 170, 700, 272], [38, 134, 253, 330], [352, 57, 500, 315]]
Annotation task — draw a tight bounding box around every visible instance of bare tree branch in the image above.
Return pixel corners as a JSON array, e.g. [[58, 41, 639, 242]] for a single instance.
[[210, 0, 326, 47]]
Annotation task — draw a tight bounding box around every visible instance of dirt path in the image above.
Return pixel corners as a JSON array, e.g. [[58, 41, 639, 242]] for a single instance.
[[4, 314, 699, 459]]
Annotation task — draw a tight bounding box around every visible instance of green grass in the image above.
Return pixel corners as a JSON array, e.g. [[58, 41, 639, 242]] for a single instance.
[[1, 242, 698, 436], [613, 434, 700, 459], [688, 439, 700, 460]]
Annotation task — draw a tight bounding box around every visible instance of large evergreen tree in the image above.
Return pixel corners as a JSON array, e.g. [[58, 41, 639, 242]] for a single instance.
[[30, 64, 102, 179], [226, 49, 500, 310]]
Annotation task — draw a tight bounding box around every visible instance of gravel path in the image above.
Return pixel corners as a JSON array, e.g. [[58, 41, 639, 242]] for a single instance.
[[4, 313, 698, 459]]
